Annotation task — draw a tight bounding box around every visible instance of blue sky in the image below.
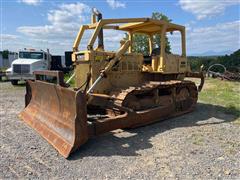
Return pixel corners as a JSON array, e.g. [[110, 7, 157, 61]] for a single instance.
[[1, 0, 240, 55]]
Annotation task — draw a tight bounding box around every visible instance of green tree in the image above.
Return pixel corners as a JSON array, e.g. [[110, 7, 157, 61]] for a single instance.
[[124, 12, 172, 55], [2, 50, 9, 59], [188, 49, 240, 72], [152, 12, 172, 53]]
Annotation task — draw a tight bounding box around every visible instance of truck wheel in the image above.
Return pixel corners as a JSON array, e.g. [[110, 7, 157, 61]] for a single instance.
[[11, 80, 18, 85]]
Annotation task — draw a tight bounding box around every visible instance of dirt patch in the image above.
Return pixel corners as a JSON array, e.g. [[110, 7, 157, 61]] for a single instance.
[[0, 82, 240, 179]]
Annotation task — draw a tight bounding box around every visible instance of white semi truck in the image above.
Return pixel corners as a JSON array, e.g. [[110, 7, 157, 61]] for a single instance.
[[6, 49, 51, 85]]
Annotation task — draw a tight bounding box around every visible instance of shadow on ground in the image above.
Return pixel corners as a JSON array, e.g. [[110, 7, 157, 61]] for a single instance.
[[69, 103, 239, 160]]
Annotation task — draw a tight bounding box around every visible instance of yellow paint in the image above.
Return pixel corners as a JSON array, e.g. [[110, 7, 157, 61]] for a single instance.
[[72, 12, 191, 95]]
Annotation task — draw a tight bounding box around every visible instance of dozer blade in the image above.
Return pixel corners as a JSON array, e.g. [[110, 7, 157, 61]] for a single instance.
[[19, 80, 88, 158]]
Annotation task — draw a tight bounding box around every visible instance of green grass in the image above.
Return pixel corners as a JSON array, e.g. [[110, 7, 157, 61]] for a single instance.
[[188, 77, 240, 124], [0, 67, 7, 71], [198, 78, 240, 117], [64, 72, 75, 87], [190, 78, 240, 125]]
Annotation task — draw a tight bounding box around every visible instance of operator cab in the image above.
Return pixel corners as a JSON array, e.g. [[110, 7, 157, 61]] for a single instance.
[[118, 21, 187, 73], [72, 14, 188, 74]]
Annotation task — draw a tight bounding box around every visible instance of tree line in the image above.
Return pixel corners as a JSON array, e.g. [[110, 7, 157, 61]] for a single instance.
[[188, 49, 240, 73]]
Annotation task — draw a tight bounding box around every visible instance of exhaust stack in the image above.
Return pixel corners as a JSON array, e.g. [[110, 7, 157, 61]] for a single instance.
[[92, 8, 104, 50]]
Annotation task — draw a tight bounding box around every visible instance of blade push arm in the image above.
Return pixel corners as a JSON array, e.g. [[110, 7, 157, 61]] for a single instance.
[[87, 40, 130, 94], [102, 40, 130, 74]]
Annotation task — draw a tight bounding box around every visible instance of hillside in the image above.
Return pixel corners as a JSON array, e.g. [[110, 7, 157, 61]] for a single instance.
[[189, 49, 240, 72]]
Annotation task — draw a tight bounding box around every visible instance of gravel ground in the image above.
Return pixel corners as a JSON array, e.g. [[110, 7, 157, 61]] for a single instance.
[[0, 82, 240, 179]]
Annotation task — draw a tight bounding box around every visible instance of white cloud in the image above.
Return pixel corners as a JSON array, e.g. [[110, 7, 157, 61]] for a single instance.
[[15, 3, 91, 54], [17, 3, 91, 38], [7, 2, 239, 55], [1, 34, 34, 52], [103, 30, 125, 49], [187, 20, 240, 53], [18, 2, 91, 38], [179, 0, 239, 20], [15, 2, 125, 54], [1, 34, 19, 40], [106, 0, 126, 9], [48, 3, 90, 27], [168, 20, 240, 55], [1, 34, 19, 51], [19, 0, 42, 6]]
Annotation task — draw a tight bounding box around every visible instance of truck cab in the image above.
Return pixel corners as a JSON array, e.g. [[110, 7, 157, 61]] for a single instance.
[[6, 49, 51, 85]]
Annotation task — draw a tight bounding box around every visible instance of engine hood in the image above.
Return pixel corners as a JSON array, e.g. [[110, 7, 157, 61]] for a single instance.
[[12, 58, 42, 65]]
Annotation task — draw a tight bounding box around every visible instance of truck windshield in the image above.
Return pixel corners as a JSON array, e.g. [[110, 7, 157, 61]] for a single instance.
[[19, 52, 43, 59]]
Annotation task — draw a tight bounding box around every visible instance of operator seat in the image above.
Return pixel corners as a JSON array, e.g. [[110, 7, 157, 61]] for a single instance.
[[143, 47, 161, 65], [151, 47, 160, 56]]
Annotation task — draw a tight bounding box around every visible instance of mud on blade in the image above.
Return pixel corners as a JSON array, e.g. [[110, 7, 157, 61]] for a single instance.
[[19, 80, 88, 158]]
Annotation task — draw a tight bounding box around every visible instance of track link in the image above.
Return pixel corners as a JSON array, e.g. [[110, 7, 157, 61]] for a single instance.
[[110, 80, 198, 113]]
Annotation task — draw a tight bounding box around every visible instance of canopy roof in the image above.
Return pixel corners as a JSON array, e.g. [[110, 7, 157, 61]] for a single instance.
[[88, 18, 185, 34], [118, 19, 184, 34]]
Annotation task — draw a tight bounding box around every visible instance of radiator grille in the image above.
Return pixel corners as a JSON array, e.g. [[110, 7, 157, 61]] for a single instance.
[[13, 64, 30, 74]]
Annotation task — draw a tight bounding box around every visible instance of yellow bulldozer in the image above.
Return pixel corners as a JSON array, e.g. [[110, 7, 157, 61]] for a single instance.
[[19, 10, 204, 158]]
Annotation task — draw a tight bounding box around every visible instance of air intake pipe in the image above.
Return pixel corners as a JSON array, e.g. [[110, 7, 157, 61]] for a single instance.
[[92, 8, 104, 50]]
